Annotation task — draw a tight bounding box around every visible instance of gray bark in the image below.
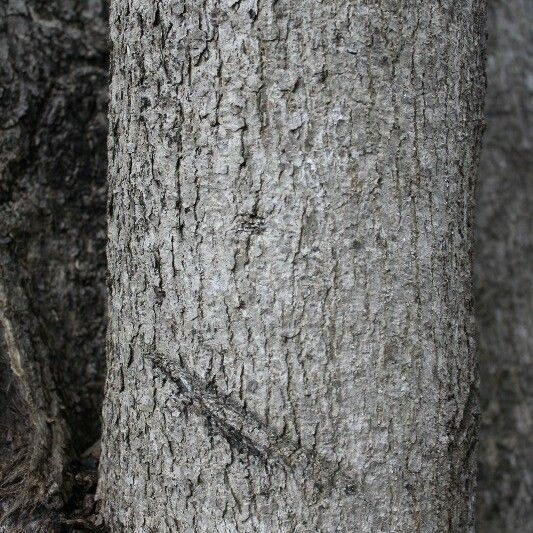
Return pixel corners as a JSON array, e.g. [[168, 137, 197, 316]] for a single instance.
[[0, 0, 108, 528], [475, 0, 533, 530], [100, 1, 486, 531]]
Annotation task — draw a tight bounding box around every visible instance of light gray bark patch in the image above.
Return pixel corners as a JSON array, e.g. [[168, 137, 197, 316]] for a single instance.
[[100, 0, 486, 531]]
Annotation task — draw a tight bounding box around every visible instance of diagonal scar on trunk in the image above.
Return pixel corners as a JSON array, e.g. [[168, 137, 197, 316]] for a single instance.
[[148, 352, 359, 495]]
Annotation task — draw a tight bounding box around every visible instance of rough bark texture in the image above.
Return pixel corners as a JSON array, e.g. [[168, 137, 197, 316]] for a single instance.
[[100, 1, 485, 531], [475, 0, 533, 530], [0, 0, 108, 528]]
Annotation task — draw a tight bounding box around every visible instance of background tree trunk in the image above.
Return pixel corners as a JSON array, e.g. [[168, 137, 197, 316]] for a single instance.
[[0, 1, 108, 529], [475, 0, 533, 530], [100, 1, 486, 531]]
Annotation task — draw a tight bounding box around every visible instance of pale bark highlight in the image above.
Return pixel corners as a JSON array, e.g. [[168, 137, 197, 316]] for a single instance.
[[100, 1, 486, 531]]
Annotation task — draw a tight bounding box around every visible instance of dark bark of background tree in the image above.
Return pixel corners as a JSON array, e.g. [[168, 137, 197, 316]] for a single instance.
[[0, 1, 108, 530], [475, 0, 533, 530]]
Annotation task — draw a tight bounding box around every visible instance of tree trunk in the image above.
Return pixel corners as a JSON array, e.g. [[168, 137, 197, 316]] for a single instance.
[[100, 1, 486, 531], [475, 0, 533, 530], [0, 1, 108, 529]]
